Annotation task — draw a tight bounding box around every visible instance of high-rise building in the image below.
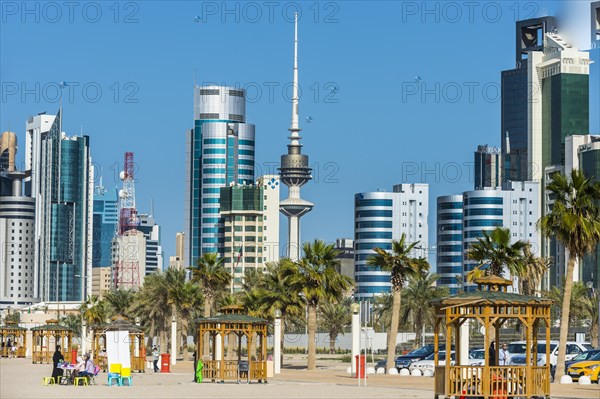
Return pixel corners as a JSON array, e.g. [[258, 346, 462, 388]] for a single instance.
[[137, 213, 163, 275], [26, 111, 94, 302], [169, 232, 185, 269], [185, 85, 255, 267], [501, 17, 557, 182], [591, 2, 600, 135], [91, 266, 111, 298], [279, 13, 313, 262], [112, 229, 146, 289], [257, 175, 280, 264], [353, 184, 429, 300], [436, 195, 463, 295], [0, 132, 17, 172], [334, 238, 354, 281], [220, 184, 264, 292], [474, 145, 502, 189], [436, 182, 540, 293], [92, 186, 118, 268], [579, 140, 600, 289], [0, 171, 36, 309]]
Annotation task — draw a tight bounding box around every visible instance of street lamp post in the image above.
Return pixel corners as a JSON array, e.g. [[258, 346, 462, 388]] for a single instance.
[[171, 314, 177, 365], [274, 309, 282, 374], [351, 302, 360, 376]]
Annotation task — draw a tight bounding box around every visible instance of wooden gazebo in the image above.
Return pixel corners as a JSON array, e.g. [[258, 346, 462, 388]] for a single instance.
[[31, 319, 73, 364], [432, 276, 553, 399], [196, 305, 268, 383], [91, 316, 145, 372], [0, 320, 27, 357]]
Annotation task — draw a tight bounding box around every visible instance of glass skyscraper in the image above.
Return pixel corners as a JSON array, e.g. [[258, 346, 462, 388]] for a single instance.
[[353, 184, 429, 300], [436, 182, 540, 293], [436, 195, 463, 295], [185, 86, 255, 266], [92, 187, 118, 268], [27, 111, 93, 302]]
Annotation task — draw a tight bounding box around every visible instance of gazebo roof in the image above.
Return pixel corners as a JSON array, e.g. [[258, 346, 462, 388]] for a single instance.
[[433, 290, 553, 307], [91, 316, 144, 332], [1, 321, 27, 331], [30, 319, 73, 332], [196, 305, 268, 325]]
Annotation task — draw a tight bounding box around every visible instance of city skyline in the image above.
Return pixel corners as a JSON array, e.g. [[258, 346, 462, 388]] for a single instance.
[[2, 1, 598, 266]]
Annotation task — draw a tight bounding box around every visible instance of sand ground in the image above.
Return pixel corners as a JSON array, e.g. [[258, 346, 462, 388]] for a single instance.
[[1, 356, 598, 399]]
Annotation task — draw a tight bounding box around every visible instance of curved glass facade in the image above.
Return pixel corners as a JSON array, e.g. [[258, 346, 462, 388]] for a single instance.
[[186, 86, 256, 264], [354, 184, 429, 300], [436, 195, 463, 295]]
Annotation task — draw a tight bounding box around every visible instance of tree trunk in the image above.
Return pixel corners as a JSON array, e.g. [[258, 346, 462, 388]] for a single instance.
[[415, 318, 423, 349], [591, 318, 599, 349], [329, 334, 336, 354], [227, 332, 236, 359], [203, 297, 212, 356], [386, 290, 401, 371], [307, 304, 317, 370], [280, 315, 286, 368], [554, 256, 576, 381]]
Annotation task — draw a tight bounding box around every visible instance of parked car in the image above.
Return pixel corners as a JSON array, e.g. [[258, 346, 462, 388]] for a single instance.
[[409, 351, 455, 372], [468, 349, 486, 366], [506, 341, 594, 366], [509, 353, 545, 366], [395, 344, 451, 370], [567, 352, 600, 383], [374, 359, 387, 371], [564, 349, 600, 372]]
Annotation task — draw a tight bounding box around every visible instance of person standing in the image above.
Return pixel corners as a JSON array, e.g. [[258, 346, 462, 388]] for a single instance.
[[152, 347, 160, 373], [488, 341, 496, 367], [51, 345, 65, 380], [499, 344, 509, 366]]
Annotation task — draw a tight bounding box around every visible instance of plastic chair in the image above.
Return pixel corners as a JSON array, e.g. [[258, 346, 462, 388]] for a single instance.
[[90, 366, 101, 385], [42, 377, 55, 386], [108, 363, 121, 386], [74, 377, 89, 386], [120, 367, 132, 386]]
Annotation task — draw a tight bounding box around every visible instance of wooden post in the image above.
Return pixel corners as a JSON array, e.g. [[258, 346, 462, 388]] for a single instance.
[[220, 330, 225, 381], [483, 306, 491, 398], [525, 306, 532, 397], [545, 310, 551, 392], [445, 308, 452, 397]]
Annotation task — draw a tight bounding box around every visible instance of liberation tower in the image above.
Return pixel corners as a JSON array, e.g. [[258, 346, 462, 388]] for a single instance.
[[279, 13, 313, 262]]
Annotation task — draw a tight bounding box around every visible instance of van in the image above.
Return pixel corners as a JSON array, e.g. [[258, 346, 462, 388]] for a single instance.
[[506, 340, 594, 366]]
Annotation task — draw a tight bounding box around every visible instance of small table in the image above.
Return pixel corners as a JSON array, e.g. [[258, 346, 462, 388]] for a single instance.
[[58, 364, 77, 385]]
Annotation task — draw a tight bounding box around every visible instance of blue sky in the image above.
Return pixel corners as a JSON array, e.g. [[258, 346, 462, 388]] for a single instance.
[[1, 1, 597, 267]]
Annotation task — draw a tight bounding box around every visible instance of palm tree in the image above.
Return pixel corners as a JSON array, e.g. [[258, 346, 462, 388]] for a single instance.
[[318, 298, 352, 353], [291, 240, 353, 370], [367, 233, 428, 371], [165, 267, 203, 356], [189, 253, 230, 318], [538, 169, 600, 380], [60, 313, 82, 338], [103, 288, 136, 319], [80, 295, 107, 326], [467, 227, 527, 277], [130, 273, 170, 351], [583, 289, 599, 346], [372, 293, 393, 333], [519, 244, 551, 296], [252, 259, 304, 367], [401, 272, 448, 348]]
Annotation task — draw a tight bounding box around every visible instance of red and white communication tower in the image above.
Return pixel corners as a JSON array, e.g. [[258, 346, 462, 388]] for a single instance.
[[114, 152, 141, 289]]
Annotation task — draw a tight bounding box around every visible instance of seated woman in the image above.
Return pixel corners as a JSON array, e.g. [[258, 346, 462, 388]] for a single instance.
[[72, 356, 85, 380], [78, 354, 96, 381]]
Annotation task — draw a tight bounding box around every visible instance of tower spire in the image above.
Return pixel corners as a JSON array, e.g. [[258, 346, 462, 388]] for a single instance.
[[279, 12, 313, 262], [290, 12, 300, 135]]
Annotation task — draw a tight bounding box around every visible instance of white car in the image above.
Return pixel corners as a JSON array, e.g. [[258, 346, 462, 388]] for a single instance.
[[409, 351, 455, 372], [506, 341, 594, 366]]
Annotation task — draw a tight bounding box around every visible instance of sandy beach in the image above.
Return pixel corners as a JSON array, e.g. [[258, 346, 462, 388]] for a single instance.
[[1, 356, 599, 399]]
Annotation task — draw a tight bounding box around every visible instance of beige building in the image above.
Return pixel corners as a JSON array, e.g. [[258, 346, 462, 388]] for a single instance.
[[92, 266, 112, 297], [219, 176, 280, 292], [112, 229, 146, 289], [169, 232, 185, 269], [0, 131, 17, 171]]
